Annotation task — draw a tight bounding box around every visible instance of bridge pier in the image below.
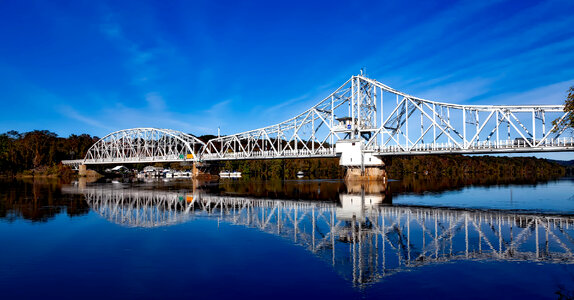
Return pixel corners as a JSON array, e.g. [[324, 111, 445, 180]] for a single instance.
[[192, 162, 217, 180], [336, 140, 386, 181], [78, 164, 87, 177], [344, 166, 387, 181]]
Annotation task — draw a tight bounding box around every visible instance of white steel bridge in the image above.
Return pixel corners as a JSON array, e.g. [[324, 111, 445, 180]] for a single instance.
[[62, 74, 573, 168], [63, 185, 574, 287]]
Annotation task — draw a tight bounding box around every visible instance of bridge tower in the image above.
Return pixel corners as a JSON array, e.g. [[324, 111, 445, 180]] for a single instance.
[[335, 72, 385, 180]]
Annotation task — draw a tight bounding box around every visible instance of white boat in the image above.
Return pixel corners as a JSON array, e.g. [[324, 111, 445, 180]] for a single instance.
[[220, 170, 241, 178], [162, 169, 174, 178], [173, 171, 192, 178]]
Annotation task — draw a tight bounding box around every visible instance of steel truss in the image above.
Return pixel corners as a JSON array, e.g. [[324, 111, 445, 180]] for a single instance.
[[201, 77, 355, 160], [81, 128, 206, 164], [64, 186, 574, 287], [61, 74, 573, 167], [201, 75, 573, 161]]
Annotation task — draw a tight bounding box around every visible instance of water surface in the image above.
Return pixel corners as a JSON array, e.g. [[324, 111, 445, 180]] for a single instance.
[[1, 177, 574, 299]]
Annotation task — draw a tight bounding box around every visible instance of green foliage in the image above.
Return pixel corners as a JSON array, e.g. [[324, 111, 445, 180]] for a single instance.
[[553, 86, 574, 130], [0, 130, 98, 176], [220, 158, 345, 179], [385, 155, 565, 178], [219, 154, 564, 180]]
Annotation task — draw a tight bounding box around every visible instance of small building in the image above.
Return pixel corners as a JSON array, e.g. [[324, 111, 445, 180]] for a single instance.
[[143, 166, 159, 173], [336, 117, 353, 130]]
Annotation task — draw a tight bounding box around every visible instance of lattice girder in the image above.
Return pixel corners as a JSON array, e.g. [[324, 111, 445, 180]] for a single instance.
[[201, 74, 572, 161], [83, 128, 205, 164]]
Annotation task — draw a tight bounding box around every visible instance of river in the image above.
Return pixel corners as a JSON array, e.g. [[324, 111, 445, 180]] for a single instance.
[[1, 176, 574, 299]]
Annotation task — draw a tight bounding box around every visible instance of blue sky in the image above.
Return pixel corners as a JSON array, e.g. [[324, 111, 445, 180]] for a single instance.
[[1, 0, 573, 155]]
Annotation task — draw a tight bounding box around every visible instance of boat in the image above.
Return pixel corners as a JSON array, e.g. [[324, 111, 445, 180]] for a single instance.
[[219, 170, 241, 178], [161, 169, 174, 178], [173, 171, 192, 178]]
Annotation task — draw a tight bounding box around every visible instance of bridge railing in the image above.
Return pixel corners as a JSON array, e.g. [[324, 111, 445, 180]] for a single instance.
[[201, 147, 336, 161], [370, 136, 574, 154], [82, 154, 190, 164]]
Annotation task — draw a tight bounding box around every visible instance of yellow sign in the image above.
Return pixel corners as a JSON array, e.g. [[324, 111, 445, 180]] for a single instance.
[[186, 154, 193, 159], [186, 195, 194, 203]]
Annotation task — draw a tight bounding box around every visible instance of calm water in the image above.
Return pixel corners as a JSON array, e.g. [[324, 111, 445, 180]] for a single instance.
[[1, 177, 574, 299]]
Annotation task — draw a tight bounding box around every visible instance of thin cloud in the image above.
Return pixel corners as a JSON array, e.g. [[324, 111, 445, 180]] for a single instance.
[[145, 92, 166, 111], [58, 105, 112, 130], [478, 80, 574, 106], [262, 93, 311, 115], [98, 12, 163, 86]]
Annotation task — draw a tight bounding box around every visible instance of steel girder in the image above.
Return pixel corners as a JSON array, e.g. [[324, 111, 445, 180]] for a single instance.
[[201, 77, 354, 160], [83, 128, 206, 164], [201, 75, 573, 160], [63, 74, 573, 166], [360, 75, 573, 154]]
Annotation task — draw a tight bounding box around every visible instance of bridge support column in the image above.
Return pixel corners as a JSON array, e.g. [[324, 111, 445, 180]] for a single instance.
[[336, 140, 386, 181], [192, 162, 215, 180], [192, 162, 199, 177], [78, 164, 87, 177], [344, 165, 387, 181]]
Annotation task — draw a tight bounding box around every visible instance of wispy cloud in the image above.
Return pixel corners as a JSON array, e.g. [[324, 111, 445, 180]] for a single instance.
[[58, 105, 112, 130], [98, 12, 171, 86], [145, 92, 166, 111], [359, 0, 574, 107], [477, 80, 574, 106], [262, 93, 311, 115]]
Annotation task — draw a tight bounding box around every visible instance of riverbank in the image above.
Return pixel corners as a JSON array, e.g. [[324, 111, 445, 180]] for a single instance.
[[218, 154, 566, 180]]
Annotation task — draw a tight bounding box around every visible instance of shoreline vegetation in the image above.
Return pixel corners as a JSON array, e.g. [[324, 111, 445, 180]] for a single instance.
[[0, 130, 96, 177], [0, 130, 571, 181], [218, 155, 568, 180]]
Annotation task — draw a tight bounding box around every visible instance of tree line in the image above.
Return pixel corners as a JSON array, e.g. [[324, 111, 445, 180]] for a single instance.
[[0, 130, 98, 176], [219, 154, 565, 180]]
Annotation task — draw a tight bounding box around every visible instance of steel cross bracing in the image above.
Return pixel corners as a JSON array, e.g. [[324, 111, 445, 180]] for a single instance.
[[63, 186, 574, 287], [78, 128, 206, 165], [61, 74, 573, 167], [201, 75, 573, 161], [201, 77, 355, 161]]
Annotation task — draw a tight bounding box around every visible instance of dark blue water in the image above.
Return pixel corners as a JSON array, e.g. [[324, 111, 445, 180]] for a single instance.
[[1, 178, 574, 299]]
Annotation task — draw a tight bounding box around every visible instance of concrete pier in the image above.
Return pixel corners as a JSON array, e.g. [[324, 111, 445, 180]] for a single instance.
[[78, 164, 87, 177], [344, 166, 387, 181]]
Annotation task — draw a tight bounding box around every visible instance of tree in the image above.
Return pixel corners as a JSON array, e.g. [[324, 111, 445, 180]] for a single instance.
[[553, 86, 574, 130]]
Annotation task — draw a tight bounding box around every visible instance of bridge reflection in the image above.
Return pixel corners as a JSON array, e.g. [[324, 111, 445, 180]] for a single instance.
[[63, 184, 574, 286]]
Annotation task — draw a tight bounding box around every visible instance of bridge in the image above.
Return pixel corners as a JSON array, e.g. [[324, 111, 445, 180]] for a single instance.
[[62, 74, 573, 174], [62, 184, 574, 287]]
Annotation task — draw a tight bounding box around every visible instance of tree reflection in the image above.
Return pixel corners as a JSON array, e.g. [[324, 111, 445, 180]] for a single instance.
[[0, 178, 89, 222]]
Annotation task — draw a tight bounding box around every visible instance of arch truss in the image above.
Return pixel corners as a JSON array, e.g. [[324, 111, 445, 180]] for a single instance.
[[201, 75, 573, 161], [82, 128, 205, 164]]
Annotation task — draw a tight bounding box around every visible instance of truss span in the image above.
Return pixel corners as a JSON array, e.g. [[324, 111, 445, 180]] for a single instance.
[[201, 74, 573, 161], [81, 128, 205, 165], [61, 74, 573, 167]]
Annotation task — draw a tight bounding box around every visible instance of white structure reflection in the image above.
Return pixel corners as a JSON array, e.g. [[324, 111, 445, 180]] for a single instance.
[[63, 184, 574, 286]]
